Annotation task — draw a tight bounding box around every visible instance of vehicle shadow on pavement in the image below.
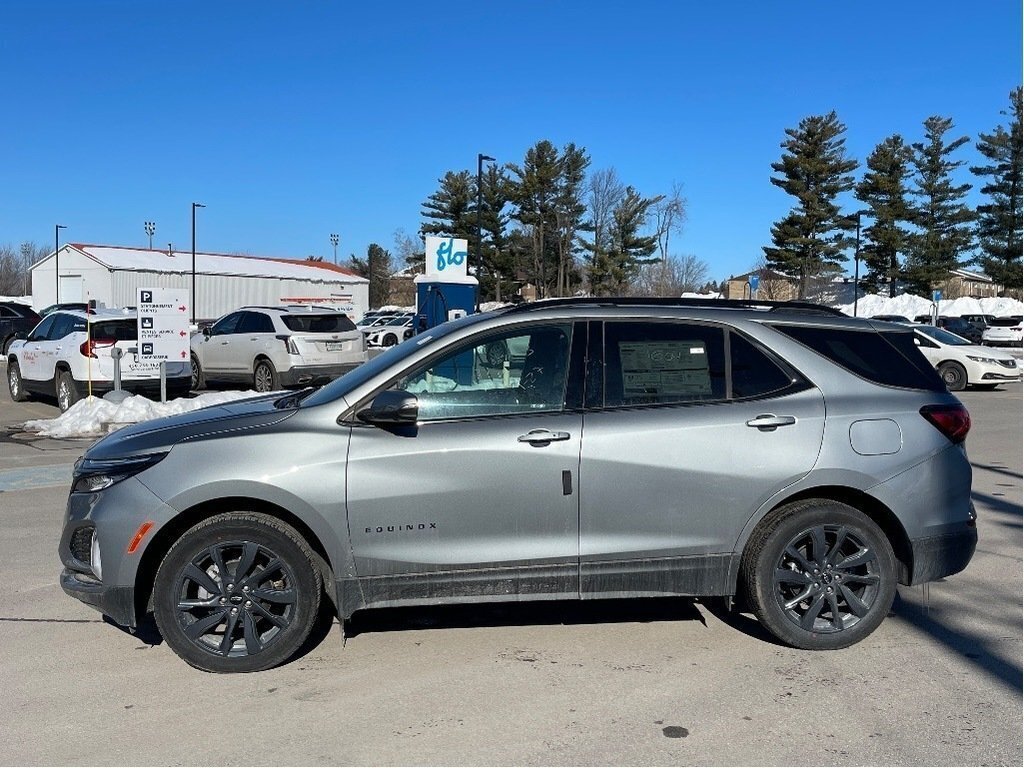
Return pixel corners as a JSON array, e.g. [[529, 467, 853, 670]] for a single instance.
[[342, 596, 712, 639]]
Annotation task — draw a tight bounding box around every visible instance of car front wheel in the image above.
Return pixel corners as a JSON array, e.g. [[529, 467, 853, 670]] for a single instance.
[[938, 361, 968, 391], [8, 360, 28, 402], [152, 512, 322, 673], [743, 500, 896, 650]]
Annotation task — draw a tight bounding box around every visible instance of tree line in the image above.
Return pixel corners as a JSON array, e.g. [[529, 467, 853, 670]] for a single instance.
[[764, 87, 1022, 299]]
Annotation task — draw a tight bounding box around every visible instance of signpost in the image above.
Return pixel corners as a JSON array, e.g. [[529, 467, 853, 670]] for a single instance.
[[137, 288, 190, 401], [748, 274, 760, 298]]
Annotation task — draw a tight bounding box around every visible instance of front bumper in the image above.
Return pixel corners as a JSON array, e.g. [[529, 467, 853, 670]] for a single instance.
[[60, 568, 136, 627], [279, 362, 362, 387]]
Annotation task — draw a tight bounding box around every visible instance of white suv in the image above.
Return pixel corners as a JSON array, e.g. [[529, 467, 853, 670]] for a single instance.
[[190, 306, 367, 393], [7, 309, 192, 411]]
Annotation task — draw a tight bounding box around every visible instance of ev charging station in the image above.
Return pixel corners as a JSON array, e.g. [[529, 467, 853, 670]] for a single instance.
[[415, 236, 478, 332]]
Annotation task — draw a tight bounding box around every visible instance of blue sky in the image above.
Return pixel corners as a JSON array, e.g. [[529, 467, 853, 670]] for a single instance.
[[1, 1, 1020, 282]]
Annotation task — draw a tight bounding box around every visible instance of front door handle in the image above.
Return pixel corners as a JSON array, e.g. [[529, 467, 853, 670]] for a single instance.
[[517, 429, 571, 445], [746, 414, 797, 431]]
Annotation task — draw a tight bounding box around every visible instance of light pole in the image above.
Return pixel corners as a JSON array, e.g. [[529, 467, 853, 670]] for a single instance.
[[191, 202, 205, 324], [330, 233, 339, 264], [476, 153, 495, 311], [55, 224, 67, 304], [145, 221, 156, 249], [852, 209, 870, 318]]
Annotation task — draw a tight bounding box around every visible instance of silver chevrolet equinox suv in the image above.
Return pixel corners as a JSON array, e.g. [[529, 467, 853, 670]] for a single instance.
[[60, 298, 977, 672]]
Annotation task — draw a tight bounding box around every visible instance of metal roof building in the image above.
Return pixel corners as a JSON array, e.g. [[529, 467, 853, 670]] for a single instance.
[[30, 244, 369, 321]]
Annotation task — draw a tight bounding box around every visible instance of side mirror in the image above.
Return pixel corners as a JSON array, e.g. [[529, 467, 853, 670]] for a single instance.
[[203, 326, 212, 339], [358, 390, 418, 425]]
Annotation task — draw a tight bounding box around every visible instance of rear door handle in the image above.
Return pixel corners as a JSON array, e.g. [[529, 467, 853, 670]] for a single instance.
[[517, 429, 571, 445], [746, 414, 796, 430]]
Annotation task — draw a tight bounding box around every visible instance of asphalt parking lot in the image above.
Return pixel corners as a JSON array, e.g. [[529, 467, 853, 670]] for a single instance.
[[0, 362, 1020, 766]]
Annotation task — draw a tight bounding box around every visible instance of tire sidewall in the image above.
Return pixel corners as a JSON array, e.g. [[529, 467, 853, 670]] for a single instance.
[[939, 362, 967, 391], [253, 359, 278, 392], [153, 514, 320, 673], [8, 360, 25, 400], [56, 370, 79, 412], [749, 502, 896, 650]]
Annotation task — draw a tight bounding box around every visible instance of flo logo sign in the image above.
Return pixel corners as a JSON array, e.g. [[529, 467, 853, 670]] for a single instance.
[[425, 236, 468, 279]]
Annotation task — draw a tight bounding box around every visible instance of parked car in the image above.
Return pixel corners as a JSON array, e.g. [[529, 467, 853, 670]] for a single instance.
[[60, 297, 977, 672], [7, 309, 191, 411], [0, 301, 41, 355], [365, 313, 415, 347], [981, 315, 1024, 347], [911, 324, 1021, 390], [190, 306, 367, 393], [960, 313, 998, 332], [869, 314, 912, 323], [39, 302, 92, 317]]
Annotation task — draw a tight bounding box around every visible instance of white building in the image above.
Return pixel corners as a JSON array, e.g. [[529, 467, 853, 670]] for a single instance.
[[30, 244, 369, 321]]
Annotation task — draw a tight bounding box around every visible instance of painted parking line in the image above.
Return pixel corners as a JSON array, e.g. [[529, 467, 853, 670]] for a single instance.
[[0, 464, 74, 493]]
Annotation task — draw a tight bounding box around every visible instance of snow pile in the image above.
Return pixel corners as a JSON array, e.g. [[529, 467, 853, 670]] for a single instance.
[[681, 291, 723, 299], [24, 390, 261, 439], [0, 295, 32, 306], [837, 292, 1024, 319]]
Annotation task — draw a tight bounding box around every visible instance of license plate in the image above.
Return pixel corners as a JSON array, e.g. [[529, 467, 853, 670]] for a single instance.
[[326, 342, 346, 352]]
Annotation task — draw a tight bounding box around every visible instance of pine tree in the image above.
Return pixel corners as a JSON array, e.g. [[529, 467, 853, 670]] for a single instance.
[[553, 143, 590, 296], [508, 140, 564, 298], [349, 243, 393, 308], [478, 164, 513, 301], [971, 87, 1023, 292], [762, 111, 858, 298], [855, 135, 913, 296], [906, 116, 974, 295], [591, 187, 662, 295], [420, 171, 475, 241]]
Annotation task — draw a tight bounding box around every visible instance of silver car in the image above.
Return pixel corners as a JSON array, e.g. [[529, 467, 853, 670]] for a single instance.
[[60, 298, 977, 672]]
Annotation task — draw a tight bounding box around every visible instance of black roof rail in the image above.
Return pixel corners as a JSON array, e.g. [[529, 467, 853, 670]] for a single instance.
[[495, 296, 846, 317]]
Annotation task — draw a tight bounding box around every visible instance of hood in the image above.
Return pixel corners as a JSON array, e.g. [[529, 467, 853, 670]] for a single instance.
[[84, 393, 296, 460]]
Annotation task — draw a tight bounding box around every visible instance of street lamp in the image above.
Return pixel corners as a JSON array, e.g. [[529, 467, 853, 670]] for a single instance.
[[191, 202, 205, 324], [330, 233, 339, 264], [476, 153, 495, 311], [852, 209, 871, 317], [55, 224, 67, 304], [145, 221, 156, 249]]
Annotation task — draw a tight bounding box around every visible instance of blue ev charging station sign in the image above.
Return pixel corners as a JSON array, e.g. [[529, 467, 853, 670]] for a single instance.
[[137, 288, 190, 362]]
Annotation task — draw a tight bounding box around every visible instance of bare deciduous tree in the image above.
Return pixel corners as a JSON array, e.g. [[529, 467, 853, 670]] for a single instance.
[[578, 168, 625, 292], [630, 253, 709, 297], [653, 183, 687, 262], [0, 242, 46, 297]]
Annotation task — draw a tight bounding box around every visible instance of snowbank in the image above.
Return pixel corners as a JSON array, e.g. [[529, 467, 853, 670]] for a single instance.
[[24, 390, 261, 439], [837, 292, 1024, 319]]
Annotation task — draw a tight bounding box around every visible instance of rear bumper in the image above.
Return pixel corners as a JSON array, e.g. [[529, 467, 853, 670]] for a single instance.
[[279, 362, 361, 387], [906, 513, 978, 585]]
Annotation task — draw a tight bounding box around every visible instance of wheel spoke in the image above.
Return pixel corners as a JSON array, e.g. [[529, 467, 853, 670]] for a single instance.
[[800, 592, 827, 630], [252, 586, 296, 604], [841, 572, 880, 586], [825, 526, 848, 565], [775, 568, 812, 586], [241, 558, 283, 588], [784, 586, 816, 611], [826, 592, 844, 631], [177, 596, 221, 611], [183, 563, 222, 596], [219, 611, 240, 655], [836, 547, 876, 570], [184, 608, 229, 640], [839, 584, 872, 617], [784, 545, 814, 573], [809, 526, 827, 565], [210, 545, 230, 585], [248, 599, 288, 628], [242, 609, 263, 654], [235, 543, 259, 583]]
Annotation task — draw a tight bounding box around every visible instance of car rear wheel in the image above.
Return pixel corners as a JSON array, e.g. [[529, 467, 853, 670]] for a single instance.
[[938, 361, 968, 391], [56, 369, 80, 412], [742, 500, 896, 650], [2, 336, 13, 356], [8, 360, 28, 402], [382, 333, 398, 347], [152, 512, 322, 673], [253, 359, 279, 392], [190, 354, 205, 391]]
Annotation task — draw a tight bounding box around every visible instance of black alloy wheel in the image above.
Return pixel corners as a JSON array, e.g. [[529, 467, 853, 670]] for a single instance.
[[744, 500, 896, 650], [153, 512, 321, 673]]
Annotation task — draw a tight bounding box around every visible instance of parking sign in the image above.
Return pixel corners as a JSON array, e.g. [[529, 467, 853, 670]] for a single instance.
[[137, 288, 190, 361]]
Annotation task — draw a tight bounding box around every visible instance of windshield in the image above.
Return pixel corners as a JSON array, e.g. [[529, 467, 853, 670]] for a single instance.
[[917, 326, 971, 346], [301, 311, 494, 407]]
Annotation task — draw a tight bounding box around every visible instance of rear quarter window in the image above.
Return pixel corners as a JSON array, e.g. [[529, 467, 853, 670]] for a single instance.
[[282, 314, 357, 333], [772, 325, 945, 392], [91, 320, 137, 341]]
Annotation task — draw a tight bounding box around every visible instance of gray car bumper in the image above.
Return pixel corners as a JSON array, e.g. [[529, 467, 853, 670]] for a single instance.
[[279, 363, 361, 387]]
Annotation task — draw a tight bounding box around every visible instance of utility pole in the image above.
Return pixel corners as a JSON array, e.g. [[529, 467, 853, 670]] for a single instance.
[[476, 153, 495, 311]]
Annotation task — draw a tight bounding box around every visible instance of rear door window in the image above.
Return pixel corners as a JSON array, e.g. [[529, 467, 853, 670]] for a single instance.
[[238, 311, 275, 334], [282, 314, 357, 333], [729, 331, 796, 399]]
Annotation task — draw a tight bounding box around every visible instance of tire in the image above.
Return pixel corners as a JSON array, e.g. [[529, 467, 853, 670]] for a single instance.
[[938, 361, 968, 391], [8, 359, 28, 402], [56, 369, 80, 412], [742, 499, 896, 651], [382, 333, 398, 347], [190, 354, 205, 391], [253, 359, 279, 393], [2, 336, 13, 356], [152, 512, 322, 673]]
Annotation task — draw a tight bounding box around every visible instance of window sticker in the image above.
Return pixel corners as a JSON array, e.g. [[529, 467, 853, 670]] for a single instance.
[[619, 341, 712, 399]]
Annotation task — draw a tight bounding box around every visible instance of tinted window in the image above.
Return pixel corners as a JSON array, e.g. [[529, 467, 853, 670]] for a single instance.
[[730, 332, 794, 399], [990, 317, 1022, 327], [773, 325, 945, 392], [211, 312, 243, 336], [391, 323, 573, 421], [91, 320, 136, 341], [29, 315, 55, 341], [282, 314, 356, 333], [0, 306, 16, 318], [48, 314, 77, 340], [918, 326, 971, 346], [603, 322, 726, 407], [238, 311, 275, 334]]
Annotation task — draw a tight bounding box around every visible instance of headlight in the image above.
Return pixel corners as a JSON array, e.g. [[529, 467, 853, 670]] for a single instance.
[[72, 453, 168, 493], [967, 355, 999, 365]]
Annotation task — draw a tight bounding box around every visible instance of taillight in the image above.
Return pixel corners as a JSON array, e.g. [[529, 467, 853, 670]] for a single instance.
[[80, 338, 116, 358], [275, 334, 299, 355], [920, 404, 971, 444]]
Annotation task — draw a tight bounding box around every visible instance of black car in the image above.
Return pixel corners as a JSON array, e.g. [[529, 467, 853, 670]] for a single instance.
[[912, 314, 984, 344], [0, 302, 41, 355]]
